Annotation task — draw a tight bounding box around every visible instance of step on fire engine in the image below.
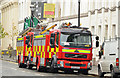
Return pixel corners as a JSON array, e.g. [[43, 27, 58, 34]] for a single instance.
[[16, 22, 99, 74]]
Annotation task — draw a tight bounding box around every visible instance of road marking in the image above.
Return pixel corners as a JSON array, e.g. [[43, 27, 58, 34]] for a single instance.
[[40, 75, 45, 76], [35, 73, 41, 76], [11, 68, 17, 70], [9, 61, 17, 64], [22, 71, 25, 72]]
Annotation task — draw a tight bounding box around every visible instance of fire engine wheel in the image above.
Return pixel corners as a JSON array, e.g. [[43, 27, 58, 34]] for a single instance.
[[49, 60, 58, 73], [36, 58, 40, 71], [18, 56, 23, 68], [28, 64, 33, 69], [37, 66, 40, 72], [23, 64, 27, 68], [18, 63, 23, 68], [26, 60, 33, 69]]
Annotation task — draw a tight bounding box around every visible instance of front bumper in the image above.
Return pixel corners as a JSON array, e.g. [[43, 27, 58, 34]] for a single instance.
[[57, 60, 92, 70]]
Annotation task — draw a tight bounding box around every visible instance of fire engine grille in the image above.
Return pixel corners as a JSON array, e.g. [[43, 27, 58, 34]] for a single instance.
[[65, 54, 87, 58], [65, 63, 86, 67]]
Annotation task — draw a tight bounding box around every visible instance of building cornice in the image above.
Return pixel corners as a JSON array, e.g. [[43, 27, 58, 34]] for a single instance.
[[18, 6, 119, 25], [0, 1, 18, 10]]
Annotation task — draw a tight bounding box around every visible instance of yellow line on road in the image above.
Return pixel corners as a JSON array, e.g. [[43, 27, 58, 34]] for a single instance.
[[9, 61, 18, 64]]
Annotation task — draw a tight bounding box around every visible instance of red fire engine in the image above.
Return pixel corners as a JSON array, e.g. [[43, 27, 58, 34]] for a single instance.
[[16, 23, 99, 74]]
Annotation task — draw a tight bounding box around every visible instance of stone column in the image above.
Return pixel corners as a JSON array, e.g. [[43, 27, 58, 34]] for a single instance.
[[108, 8, 112, 40], [101, 7, 105, 43]]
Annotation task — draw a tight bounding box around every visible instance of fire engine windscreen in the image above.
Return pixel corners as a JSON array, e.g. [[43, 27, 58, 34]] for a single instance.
[[60, 33, 91, 48]]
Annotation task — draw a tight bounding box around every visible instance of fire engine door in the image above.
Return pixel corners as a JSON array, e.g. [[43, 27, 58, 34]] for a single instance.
[[26, 35, 33, 61], [50, 33, 56, 57], [50, 32, 59, 57]]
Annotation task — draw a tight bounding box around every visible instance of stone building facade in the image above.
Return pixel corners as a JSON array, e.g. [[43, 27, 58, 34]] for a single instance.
[[45, 0, 120, 62], [0, 0, 18, 50], [1, 0, 120, 63]]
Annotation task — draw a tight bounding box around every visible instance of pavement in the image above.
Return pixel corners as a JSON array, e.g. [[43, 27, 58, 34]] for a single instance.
[[0, 54, 98, 76], [0, 54, 17, 63]]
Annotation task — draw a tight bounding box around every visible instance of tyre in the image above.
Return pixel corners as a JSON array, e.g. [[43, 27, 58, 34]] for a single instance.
[[18, 63, 23, 68], [28, 64, 33, 69], [37, 60, 40, 72], [23, 64, 27, 68], [18, 56, 23, 68], [98, 66, 104, 77], [37, 65, 41, 72], [49, 60, 58, 73], [111, 68, 118, 78]]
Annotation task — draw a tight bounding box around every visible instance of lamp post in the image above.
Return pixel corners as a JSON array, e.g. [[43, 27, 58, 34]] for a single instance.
[[30, 5, 35, 27], [78, 0, 80, 27]]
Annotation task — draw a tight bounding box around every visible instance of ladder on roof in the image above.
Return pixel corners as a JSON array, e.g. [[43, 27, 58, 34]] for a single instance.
[[19, 27, 33, 36], [39, 24, 57, 34], [19, 24, 57, 36]]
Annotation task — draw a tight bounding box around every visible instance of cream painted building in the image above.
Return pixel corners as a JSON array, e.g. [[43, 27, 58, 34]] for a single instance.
[[1, 0, 120, 63], [45, 0, 120, 63], [18, 0, 31, 33], [0, 0, 19, 50]]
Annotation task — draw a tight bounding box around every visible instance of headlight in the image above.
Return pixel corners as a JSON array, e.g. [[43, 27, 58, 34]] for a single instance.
[[87, 62, 92, 69], [60, 61, 64, 67], [87, 63, 90, 68]]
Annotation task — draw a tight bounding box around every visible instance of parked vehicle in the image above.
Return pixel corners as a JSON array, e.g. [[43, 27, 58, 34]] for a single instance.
[[98, 38, 120, 77]]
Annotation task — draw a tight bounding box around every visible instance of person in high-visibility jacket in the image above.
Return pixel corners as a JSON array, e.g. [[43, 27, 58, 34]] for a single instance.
[[8, 44, 13, 58]]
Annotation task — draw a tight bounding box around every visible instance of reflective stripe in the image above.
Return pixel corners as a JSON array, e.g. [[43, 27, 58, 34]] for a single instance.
[[18, 38, 23, 41], [49, 52, 51, 58], [34, 35, 44, 38], [17, 51, 18, 56], [54, 52, 56, 55], [47, 46, 50, 52], [21, 51, 23, 55], [22, 46, 24, 51], [62, 49, 90, 54], [36, 46, 37, 51], [29, 47, 31, 51], [27, 51, 29, 56], [51, 48, 54, 52], [41, 52, 42, 58], [34, 52, 36, 57], [30, 51, 32, 56], [37, 52, 39, 55], [56, 47, 59, 52], [26, 46, 27, 51], [44, 52, 45, 58], [39, 46, 41, 52], [42, 46, 44, 52]]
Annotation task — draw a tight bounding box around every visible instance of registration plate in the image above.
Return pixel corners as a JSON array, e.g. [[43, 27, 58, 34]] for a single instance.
[[71, 66, 80, 69]]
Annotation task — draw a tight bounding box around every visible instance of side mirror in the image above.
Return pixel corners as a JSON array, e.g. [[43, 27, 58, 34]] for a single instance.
[[96, 41, 99, 47]]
